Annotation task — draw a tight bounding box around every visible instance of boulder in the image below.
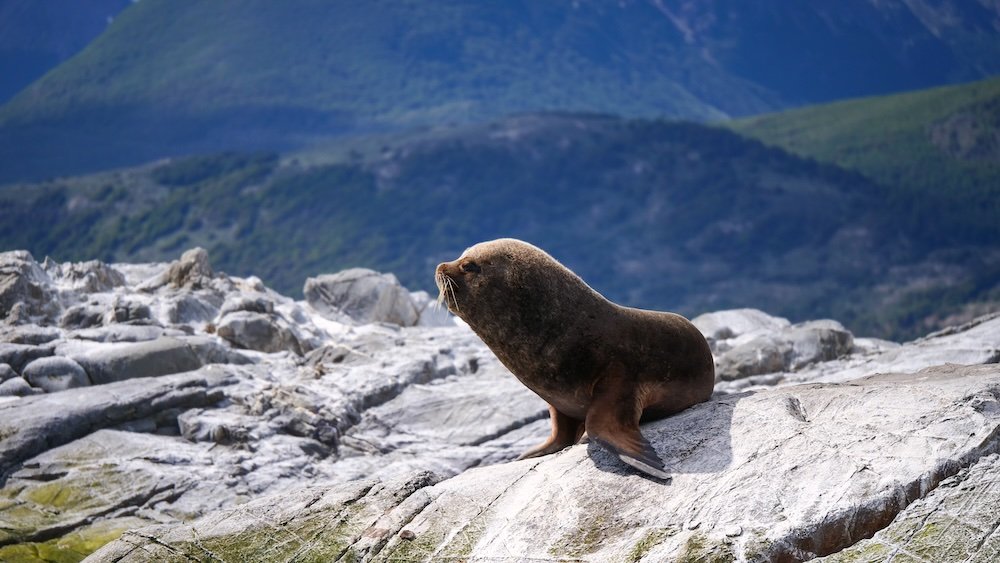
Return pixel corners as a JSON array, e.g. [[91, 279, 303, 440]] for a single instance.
[[304, 268, 419, 326], [783, 319, 854, 369], [0, 342, 53, 373], [783, 313, 1000, 387], [715, 319, 854, 380], [691, 308, 790, 342], [0, 324, 61, 345], [105, 296, 153, 324], [0, 377, 35, 397], [47, 259, 126, 293], [164, 293, 221, 325], [715, 334, 791, 380], [215, 311, 305, 355], [22, 356, 90, 392], [87, 364, 1000, 562], [70, 337, 203, 385], [138, 248, 215, 291], [0, 250, 54, 323], [59, 303, 105, 329], [0, 429, 235, 552], [218, 294, 274, 317], [0, 363, 15, 382]]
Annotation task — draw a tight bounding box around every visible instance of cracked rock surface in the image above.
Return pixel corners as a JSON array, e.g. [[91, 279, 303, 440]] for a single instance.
[[0, 248, 998, 562], [90, 364, 1000, 562]]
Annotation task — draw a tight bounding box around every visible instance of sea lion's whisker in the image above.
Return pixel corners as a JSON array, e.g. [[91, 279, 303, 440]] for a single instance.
[[436, 273, 447, 305], [446, 276, 461, 313], [435, 272, 460, 313]]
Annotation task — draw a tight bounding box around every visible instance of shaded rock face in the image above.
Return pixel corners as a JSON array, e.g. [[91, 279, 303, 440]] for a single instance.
[[305, 268, 420, 326], [1, 247, 999, 562]]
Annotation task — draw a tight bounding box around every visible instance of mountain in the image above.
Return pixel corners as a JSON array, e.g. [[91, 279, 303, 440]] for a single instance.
[[2, 0, 999, 182], [0, 0, 132, 103], [2, 112, 994, 340], [730, 75, 1000, 250]]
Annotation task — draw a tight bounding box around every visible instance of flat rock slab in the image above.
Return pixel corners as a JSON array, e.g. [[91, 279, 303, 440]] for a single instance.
[[70, 337, 203, 384], [0, 366, 235, 481], [786, 315, 1000, 386], [87, 363, 1000, 562], [0, 430, 225, 548]]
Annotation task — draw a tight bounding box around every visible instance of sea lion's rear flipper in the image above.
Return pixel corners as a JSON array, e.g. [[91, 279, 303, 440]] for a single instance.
[[585, 370, 671, 480], [516, 405, 582, 460]]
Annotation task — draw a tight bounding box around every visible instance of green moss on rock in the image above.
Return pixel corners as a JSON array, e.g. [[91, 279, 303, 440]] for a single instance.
[[0, 517, 144, 563]]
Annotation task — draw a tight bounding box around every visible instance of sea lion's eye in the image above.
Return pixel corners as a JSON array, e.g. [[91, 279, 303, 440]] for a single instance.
[[461, 261, 481, 273]]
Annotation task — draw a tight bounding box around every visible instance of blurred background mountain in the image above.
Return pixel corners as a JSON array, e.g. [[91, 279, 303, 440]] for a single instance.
[[1, 0, 998, 339]]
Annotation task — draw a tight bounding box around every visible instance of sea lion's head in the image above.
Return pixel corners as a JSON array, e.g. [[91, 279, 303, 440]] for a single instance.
[[435, 238, 527, 323], [435, 238, 597, 335]]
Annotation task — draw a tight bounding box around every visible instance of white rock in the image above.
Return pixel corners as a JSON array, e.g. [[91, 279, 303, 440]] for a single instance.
[[692, 308, 790, 342], [304, 268, 420, 326]]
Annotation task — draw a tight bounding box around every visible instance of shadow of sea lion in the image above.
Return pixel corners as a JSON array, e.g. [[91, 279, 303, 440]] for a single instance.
[[587, 391, 751, 481]]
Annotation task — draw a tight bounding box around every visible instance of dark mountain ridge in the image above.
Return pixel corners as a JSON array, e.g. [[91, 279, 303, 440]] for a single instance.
[[1, 0, 999, 182], [3, 112, 994, 340]]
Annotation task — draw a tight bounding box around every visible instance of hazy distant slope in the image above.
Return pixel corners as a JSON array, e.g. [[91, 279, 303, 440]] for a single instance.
[[0, 0, 131, 103], [3, 114, 996, 339], [730, 76, 1000, 246], [2, 0, 1000, 182]]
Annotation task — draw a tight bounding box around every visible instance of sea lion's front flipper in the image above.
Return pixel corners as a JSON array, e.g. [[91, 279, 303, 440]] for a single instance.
[[585, 370, 671, 480], [516, 404, 582, 460]]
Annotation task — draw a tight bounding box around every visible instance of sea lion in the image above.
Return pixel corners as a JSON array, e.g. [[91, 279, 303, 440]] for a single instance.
[[435, 238, 715, 479]]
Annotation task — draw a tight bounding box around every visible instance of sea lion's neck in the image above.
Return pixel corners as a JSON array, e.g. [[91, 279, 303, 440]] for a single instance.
[[468, 269, 610, 377]]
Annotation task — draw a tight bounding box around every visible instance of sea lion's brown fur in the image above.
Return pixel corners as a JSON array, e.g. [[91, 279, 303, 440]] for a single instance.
[[435, 238, 715, 479]]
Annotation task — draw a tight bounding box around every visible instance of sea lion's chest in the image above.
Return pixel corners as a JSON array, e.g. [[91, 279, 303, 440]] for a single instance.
[[486, 328, 607, 418]]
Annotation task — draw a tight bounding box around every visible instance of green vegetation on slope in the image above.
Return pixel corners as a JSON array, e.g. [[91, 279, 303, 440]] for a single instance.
[[730, 76, 1000, 247], [3, 113, 995, 340]]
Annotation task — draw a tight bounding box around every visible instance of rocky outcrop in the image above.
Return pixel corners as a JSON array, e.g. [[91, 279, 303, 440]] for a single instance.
[[0, 251, 56, 324], [89, 364, 1000, 562], [694, 309, 855, 381], [305, 268, 421, 326], [0, 248, 998, 562], [819, 452, 1000, 562]]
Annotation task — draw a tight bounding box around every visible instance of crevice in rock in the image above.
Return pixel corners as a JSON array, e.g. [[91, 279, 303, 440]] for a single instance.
[[331, 472, 440, 561], [766, 396, 1000, 561]]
